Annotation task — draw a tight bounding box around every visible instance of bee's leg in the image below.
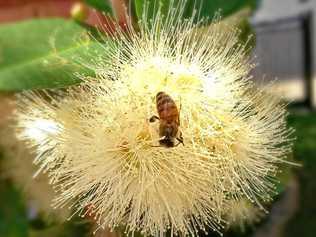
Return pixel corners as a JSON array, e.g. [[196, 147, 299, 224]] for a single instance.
[[175, 137, 184, 146], [175, 132, 184, 146], [149, 115, 159, 123]]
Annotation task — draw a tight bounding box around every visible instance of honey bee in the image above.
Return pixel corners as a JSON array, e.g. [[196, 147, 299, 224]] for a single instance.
[[149, 91, 184, 147]]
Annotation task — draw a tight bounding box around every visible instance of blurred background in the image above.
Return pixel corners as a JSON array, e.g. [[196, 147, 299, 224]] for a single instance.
[[0, 0, 315, 237], [252, 0, 316, 107]]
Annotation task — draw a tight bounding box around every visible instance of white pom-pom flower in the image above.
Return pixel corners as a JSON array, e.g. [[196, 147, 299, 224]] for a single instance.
[[15, 3, 293, 236]]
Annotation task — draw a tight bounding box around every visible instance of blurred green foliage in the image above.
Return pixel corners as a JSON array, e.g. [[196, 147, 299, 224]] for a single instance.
[[0, 0, 256, 91], [0, 19, 106, 91], [0, 179, 28, 237], [84, 0, 113, 15], [134, 0, 258, 24], [0, 150, 28, 237], [29, 219, 91, 237], [0, 150, 92, 237], [285, 112, 316, 237]]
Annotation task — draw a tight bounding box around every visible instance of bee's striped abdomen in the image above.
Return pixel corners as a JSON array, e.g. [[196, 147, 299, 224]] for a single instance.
[[156, 92, 179, 123]]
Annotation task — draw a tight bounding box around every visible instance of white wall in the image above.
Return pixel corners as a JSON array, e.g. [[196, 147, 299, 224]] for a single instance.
[[252, 0, 304, 23], [252, 0, 316, 107]]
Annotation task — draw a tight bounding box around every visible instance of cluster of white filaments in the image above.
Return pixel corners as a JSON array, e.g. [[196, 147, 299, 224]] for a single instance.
[[224, 198, 264, 232], [15, 3, 292, 236]]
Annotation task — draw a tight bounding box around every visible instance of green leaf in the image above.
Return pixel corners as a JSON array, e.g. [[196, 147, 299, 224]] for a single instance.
[[0, 19, 108, 91], [84, 0, 113, 15], [0, 179, 28, 237], [134, 0, 258, 24]]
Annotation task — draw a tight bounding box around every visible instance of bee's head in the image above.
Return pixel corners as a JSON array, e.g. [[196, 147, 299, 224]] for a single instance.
[[158, 123, 177, 147], [159, 137, 174, 147]]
